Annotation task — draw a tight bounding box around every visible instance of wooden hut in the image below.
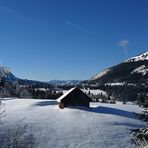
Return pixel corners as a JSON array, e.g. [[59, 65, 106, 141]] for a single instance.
[[57, 87, 91, 109]]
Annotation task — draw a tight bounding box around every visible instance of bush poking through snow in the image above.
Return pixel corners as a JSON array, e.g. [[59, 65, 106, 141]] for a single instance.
[[130, 128, 148, 148], [130, 112, 148, 148], [0, 98, 6, 124], [0, 124, 38, 148]]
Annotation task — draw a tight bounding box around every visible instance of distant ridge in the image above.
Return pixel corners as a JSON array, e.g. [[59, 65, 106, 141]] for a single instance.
[[0, 66, 50, 86], [85, 51, 148, 85], [48, 80, 81, 86]]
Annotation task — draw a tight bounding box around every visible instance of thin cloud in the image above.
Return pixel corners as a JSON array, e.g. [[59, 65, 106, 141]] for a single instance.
[[118, 39, 129, 55], [65, 20, 93, 34], [65, 20, 81, 29], [118, 40, 129, 48], [65, 20, 74, 26]]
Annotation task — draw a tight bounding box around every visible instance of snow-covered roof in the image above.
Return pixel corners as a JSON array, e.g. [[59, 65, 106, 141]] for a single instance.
[[57, 87, 76, 102]]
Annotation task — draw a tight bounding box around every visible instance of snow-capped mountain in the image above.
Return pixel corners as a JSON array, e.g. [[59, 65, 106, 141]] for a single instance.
[[49, 80, 81, 86], [0, 66, 49, 86], [86, 52, 148, 85], [90, 69, 111, 81], [0, 66, 17, 81], [90, 68, 110, 80], [125, 51, 148, 62]]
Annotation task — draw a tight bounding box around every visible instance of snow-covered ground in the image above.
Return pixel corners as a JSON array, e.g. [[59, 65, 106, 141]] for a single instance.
[[82, 89, 107, 96], [0, 98, 146, 148], [63, 89, 107, 96]]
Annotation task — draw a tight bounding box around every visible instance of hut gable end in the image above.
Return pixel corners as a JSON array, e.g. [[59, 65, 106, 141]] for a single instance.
[[57, 87, 90, 108]]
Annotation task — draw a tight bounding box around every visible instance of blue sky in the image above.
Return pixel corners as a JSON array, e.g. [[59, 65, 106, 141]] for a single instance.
[[0, 0, 148, 81]]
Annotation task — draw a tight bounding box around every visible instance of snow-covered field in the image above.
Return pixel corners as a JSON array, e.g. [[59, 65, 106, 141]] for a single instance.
[[63, 89, 107, 96], [0, 98, 146, 148]]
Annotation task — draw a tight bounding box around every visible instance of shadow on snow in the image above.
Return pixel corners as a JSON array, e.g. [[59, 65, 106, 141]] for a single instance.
[[34, 100, 137, 120], [69, 106, 136, 120], [33, 100, 58, 106], [92, 106, 135, 119]]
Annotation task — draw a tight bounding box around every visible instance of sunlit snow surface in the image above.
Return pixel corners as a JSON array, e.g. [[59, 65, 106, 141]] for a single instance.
[[131, 65, 148, 76], [90, 69, 110, 80], [0, 98, 146, 148], [125, 51, 148, 62]]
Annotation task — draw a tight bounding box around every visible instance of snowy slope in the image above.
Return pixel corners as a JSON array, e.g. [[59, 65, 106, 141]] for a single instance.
[[125, 52, 148, 62], [90, 69, 110, 81], [0, 67, 11, 77], [86, 52, 148, 85], [0, 99, 146, 148], [0, 66, 16, 81], [131, 65, 148, 76]]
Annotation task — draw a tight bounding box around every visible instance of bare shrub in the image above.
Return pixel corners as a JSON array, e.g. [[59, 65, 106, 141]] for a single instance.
[[130, 128, 148, 148], [0, 98, 6, 124], [0, 124, 38, 148]]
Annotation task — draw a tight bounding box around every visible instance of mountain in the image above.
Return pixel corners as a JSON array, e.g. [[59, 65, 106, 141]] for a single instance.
[[0, 66, 49, 86], [0, 67, 17, 81], [125, 51, 148, 62], [49, 80, 81, 86], [85, 52, 148, 86]]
